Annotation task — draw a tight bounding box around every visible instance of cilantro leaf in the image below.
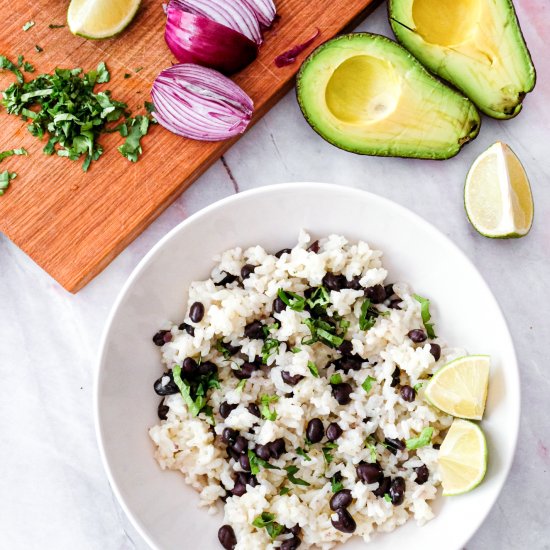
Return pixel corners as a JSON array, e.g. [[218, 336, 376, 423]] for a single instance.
[[0, 170, 17, 195], [359, 299, 387, 331], [277, 288, 306, 312], [296, 447, 311, 461], [215, 340, 233, 360], [413, 382, 423, 392], [329, 373, 342, 385], [413, 294, 436, 338], [291, 347, 301, 354], [172, 364, 218, 418], [384, 493, 391, 503], [361, 375, 376, 393], [260, 394, 279, 421], [0, 55, 24, 84], [0, 148, 28, 163], [322, 442, 338, 464], [96, 61, 110, 83], [236, 379, 246, 392], [247, 450, 280, 475], [330, 473, 343, 493], [252, 513, 284, 539], [118, 115, 150, 162], [279, 487, 290, 496], [305, 286, 330, 311], [23, 61, 35, 73], [406, 427, 434, 450], [285, 465, 310, 486], [307, 361, 319, 378], [261, 337, 280, 363]]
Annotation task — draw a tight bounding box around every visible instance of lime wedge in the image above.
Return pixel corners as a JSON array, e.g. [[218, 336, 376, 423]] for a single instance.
[[68, 0, 141, 39], [439, 419, 487, 496], [425, 355, 490, 420], [464, 141, 534, 238]]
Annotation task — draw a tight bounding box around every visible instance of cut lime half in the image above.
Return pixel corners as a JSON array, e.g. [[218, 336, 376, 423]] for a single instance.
[[68, 0, 141, 39], [439, 419, 487, 496], [464, 141, 533, 238]]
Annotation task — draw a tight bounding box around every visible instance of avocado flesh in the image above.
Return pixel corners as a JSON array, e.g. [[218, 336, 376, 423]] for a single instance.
[[296, 33, 480, 159], [390, 0, 536, 119]]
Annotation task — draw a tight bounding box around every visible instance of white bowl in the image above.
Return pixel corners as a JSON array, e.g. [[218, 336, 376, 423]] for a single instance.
[[95, 182, 519, 550]]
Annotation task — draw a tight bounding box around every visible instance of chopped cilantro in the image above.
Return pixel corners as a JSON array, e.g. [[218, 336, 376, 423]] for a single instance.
[[279, 486, 290, 496], [22, 21, 35, 31], [361, 375, 376, 393], [307, 361, 319, 378], [247, 450, 280, 475], [359, 299, 387, 331], [16, 55, 24, 67], [215, 340, 233, 360], [145, 101, 155, 113], [48, 24, 65, 29], [277, 288, 306, 312], [35, 45, 43, 53], [322, 442, 338, 464], [118, 115, 151, 162], [236, 379, 246, 392], [384, 493, 391, 503], [261, 337, 280, 363], [252, 513, 284, 539], [366, 442, 377, 462], [172, 364, 219, 418], [0, 148, 27, 163], [303, 317, 344, 348], [305, 286, 330, 311], [124, 73, 131, 79], [23, 61, 35, 73], [406, 427, 434, 450], [260, 394, 279, 421], [296, 447, 311, 461], [413, 294, 436, 338], [329, 373, 342, 385], [413, 382, 424, 392], [285, 465, 310, 486], [0, 170, 17, 195], [330, 473, 343, 493], [202, 405, 215, 426], [0, 55, 24, 84], [291, 347, 301, 354]]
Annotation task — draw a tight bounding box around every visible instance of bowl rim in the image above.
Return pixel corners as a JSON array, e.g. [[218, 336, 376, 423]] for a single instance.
[[94, 181, 520, 550]]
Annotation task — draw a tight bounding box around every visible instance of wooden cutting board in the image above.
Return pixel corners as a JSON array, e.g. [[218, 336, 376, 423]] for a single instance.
[[0, 0, 377, 292]]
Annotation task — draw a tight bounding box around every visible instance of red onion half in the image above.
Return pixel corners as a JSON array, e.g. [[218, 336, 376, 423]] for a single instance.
[[165, 5, 258, 75], [151, 64, 254, 141], [242, 0, 277, 29]]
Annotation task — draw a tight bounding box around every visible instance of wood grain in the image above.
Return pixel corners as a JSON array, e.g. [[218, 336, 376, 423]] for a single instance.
[[0, 0, 377, 292]]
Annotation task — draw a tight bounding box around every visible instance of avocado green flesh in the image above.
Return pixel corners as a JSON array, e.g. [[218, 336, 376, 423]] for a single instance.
[[296, 34, 480, 159], [389, 0, 536, 119]]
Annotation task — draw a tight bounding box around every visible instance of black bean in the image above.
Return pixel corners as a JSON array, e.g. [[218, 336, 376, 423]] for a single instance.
[[306, 418, 324, 444], [217, 272, 239, 286], [390, 476, 406, 506], [330, 489, 352, 511], [244, 320, 265, 339], [273, 296, 287, 313], [179, 322, 195, 336], [339, 356, 362, 372], [282, 370, 303, 386], [227, 447, 241, 461], [238, 264, 255, 280], [220, 402, 238, 419], [429, 343, 442, 361], [233, 362, 257, 380], [384, 284, 395, 298], [248, 475, 259, 487], [153, 372, 179, 396], [384, 438, 405, 453], [157, 399, 169, 420], [232, 435, 248, 454], [179, 357, 196, 377], [400, 385, 416, 402], [239, 453, 251, 472], [152, 330, 170, 346], [269, 438, 286, 459], [390, 367, 401, 388], [373, 476, 391, 497], [408, 329, 427, 343], [307, 240, 320, 253], [332, 383, 353, 405], [432, 443, 441, 450], [331, 508, 356, 533], [356, 462, 383, 484], [232, 482, 246, 497], [389, 299, 402, 310], [255, 444, 271, 461], [415, 464, 430, 485], [222, 428, 237, 445], [365, 284, 386, 304], [218, 525, 237, 550], [290, 525, 301, 536], [198, 361, 217, 376], [281, 537, 301, 550], [322, 272, 347, 291], [346, 276, 362, 290], [247, 403, 261, 418], [338, 340, 353, 356], [189, 302, 205, 323], [275, 248, 292, 258], [326, 422, 343, 442]]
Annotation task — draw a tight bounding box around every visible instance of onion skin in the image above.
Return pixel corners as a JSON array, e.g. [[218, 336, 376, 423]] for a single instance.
[[151, 64, 254, 142], [165, 8, 258, 75]]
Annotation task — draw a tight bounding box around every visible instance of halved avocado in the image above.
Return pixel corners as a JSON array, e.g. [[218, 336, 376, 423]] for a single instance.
[[389, 0, 536, 119], [296, 33, 480, 160]]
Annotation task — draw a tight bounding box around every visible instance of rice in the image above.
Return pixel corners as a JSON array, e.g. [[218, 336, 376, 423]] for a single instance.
[[149, 231, 463, 549]]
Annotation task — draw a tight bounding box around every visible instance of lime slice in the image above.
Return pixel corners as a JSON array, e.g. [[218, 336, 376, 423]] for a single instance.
[[425, 355, 490, 420], [68, 0, 141, 39], [439, 419, 487, 496], [464, 141, 534, 238]]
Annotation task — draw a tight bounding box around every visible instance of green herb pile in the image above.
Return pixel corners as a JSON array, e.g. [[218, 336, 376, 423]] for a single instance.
[[1, 57, 154, 172]]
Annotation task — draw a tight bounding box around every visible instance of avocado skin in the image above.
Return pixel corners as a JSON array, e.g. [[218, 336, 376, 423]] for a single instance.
[[388, 0, 536, 120], [296, 33, 481, 160]]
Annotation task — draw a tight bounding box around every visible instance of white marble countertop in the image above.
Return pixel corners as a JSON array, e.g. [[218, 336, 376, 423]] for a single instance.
[[1, 3, 549, 549]]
